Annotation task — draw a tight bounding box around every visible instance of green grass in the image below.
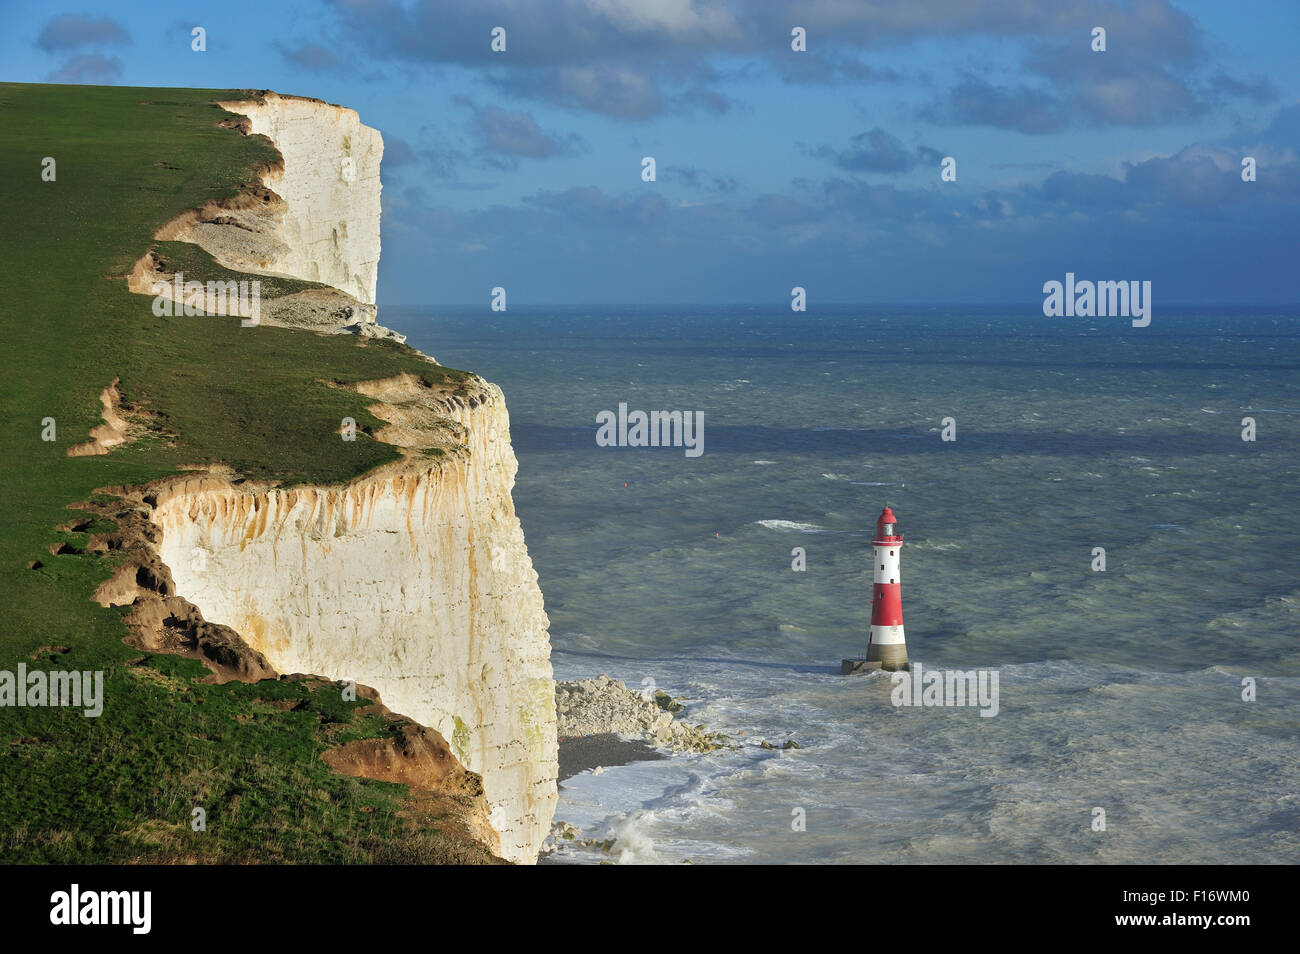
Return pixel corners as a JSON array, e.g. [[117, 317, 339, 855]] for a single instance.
[[0, 82, 485, 863]]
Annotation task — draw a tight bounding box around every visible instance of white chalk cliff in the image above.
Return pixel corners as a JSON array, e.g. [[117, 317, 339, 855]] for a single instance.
[[144, 94, 557, 863], [218, 92, 383, 304]]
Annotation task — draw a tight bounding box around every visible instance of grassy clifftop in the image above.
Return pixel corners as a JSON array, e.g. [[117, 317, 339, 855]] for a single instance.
[[0, 82, 489, 862]]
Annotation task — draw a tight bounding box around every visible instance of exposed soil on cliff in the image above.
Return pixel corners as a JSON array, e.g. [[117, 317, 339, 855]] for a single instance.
[[329, 371, 497, 455], [65, 377, 169, 457], [77, 486, 276, 684], [320, 683, 504, 859]]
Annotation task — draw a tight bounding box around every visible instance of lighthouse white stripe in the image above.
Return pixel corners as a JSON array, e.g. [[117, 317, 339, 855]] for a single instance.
[[871, 624, 906, 645], [874, 546, 901, 584]]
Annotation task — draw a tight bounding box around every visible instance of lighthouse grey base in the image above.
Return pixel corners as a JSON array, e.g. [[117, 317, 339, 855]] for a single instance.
[[866, 642, 910, 672]]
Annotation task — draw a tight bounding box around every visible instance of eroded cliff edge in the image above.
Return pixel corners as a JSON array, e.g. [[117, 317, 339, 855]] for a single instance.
[[214, 91, 383, 304], [120, 92, 558, 863]]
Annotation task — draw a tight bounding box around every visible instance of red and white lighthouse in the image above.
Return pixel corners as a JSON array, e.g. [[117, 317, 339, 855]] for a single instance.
[[866, 506, 909, 671]]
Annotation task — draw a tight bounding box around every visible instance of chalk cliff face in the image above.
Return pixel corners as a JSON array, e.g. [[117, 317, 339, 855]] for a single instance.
[[134, 93, 557, 863], [152, 387, 557, 862], [217, 92, 383, 304]]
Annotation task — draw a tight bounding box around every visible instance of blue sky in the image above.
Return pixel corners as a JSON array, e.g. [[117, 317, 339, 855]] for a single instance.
[[4, 0, 1298, 305]]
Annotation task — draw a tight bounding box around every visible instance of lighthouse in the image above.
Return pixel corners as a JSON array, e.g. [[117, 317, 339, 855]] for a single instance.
[[867, 506, 909, 670], [842, 506, 910, 673]]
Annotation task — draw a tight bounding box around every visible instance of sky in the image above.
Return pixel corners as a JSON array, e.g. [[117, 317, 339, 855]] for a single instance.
[[3, 0, 1298, 306]]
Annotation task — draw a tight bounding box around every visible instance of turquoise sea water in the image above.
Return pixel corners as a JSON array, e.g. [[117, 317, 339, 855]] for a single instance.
[[396, 305, 1300, 864]]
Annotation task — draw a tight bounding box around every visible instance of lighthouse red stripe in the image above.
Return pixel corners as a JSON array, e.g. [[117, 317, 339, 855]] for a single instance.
[[872, 582, 904, 627]]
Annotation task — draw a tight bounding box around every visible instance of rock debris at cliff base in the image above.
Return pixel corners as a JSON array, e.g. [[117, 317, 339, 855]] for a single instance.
[[555, 675, 729, 754]]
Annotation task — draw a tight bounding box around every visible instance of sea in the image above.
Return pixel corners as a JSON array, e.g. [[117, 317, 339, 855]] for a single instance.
[[392, 304, 1300, 864]]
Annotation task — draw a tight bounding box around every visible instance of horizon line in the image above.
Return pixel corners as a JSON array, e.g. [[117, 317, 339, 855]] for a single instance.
[[379, 301, 1300, 310]]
